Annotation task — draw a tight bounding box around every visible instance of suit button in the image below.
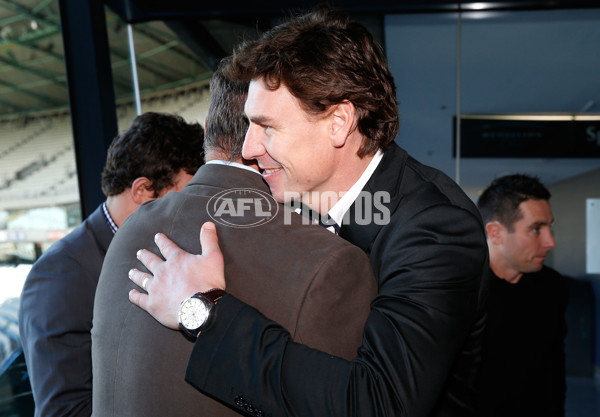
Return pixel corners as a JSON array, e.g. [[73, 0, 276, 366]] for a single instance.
[[234, 396, 245, 407]]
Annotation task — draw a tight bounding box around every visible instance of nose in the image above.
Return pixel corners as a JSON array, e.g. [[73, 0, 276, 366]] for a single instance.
[[543, 228, 556, 250], [242, 124, 265, 160]]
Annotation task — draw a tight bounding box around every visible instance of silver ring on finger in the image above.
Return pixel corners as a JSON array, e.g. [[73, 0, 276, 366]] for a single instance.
[[142, 276, 150, 291]]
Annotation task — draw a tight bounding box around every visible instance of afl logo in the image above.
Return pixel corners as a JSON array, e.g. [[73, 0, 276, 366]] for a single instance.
[[207, 188, 279, 228]]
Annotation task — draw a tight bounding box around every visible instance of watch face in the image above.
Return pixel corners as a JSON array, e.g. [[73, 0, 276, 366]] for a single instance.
[[179, 297, 210, 330]]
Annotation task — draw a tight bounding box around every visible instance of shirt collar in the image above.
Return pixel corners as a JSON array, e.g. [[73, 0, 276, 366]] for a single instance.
[[328, 149, 384, 228], [205, 159, 261, 175], [101, 201, 118, 234]]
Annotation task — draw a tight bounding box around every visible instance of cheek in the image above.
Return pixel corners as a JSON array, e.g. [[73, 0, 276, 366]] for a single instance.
[[503, 236, 523, 258], [514, 237, 538, 259]]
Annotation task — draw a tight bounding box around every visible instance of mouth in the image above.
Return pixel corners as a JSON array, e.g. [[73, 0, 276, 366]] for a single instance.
[[262, 167, 282, 176]]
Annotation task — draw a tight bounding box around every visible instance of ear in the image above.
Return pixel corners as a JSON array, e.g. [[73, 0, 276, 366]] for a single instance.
[[485, 221, 505, 245], [329, 100, 356, 148], [130, 177, 155, 204]]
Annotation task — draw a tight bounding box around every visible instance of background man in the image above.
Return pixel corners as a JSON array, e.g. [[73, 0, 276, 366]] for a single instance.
[[18, 112, 204, 417], [476, 174, 567, 417], [129, 9, 489, 417], [92, 59, 376, 416]]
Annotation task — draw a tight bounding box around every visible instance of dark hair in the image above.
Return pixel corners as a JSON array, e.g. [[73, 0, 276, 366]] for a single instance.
[[477, 174, 551, 232], [203, 57, 249, 161], [227, 8, 399, 157], [101, 112, 204, 197]]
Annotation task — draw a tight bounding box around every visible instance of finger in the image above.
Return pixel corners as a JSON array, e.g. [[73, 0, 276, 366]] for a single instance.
[[128, 268, 151, 289], [129, 288, 149, 312], [136, 248, 165, 273], [199, 222, 221, 256], [153, 233, 185, 260]]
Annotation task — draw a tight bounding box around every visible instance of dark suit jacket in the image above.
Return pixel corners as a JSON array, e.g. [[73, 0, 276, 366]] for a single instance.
[[19, 205, 113, 417], [185, 143, 489, 417], [91, 164, 376, 416], [476, 266, 567, 417]]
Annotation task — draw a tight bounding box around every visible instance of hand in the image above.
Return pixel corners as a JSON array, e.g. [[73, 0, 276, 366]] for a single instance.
[[128, 222, 226, 329]]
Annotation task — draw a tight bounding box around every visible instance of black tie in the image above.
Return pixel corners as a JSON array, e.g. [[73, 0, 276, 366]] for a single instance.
[[295, 203, 340, 235], [318, 216, 341, 235]]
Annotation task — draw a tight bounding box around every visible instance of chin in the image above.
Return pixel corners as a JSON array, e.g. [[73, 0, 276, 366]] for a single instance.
[[527, 262, 545, 273], [270, 189, 287, 203]]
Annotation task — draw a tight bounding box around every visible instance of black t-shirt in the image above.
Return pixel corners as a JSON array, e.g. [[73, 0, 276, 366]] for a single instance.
[[476, 266, 568, 417]]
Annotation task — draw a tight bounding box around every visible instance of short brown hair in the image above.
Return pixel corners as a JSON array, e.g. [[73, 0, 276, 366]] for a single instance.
[[101, 112, 204, 197], [228, 8, 399, 157]]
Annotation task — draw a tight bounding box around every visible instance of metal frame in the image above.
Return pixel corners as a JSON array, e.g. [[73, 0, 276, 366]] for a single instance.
[[59, 0, 118, 218]]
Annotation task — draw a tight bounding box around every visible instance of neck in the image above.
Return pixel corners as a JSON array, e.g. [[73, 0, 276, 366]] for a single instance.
[[488, 247, 523, 284], [105, 193, 138, 227], [304, 149, 375, 215]]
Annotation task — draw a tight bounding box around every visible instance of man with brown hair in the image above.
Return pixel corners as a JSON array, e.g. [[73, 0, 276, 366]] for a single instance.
[[130, 9, 489, 417], [19, 112, 204, 417], [92, 58, 375, 416]]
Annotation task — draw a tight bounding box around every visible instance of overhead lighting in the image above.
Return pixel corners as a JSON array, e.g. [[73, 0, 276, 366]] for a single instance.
[[461, 3, 506, 19], [465, 3, 491, 10], [462, 2, 506, 10]]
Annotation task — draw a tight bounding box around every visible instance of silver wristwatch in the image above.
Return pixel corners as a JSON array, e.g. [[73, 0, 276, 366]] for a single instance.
[[178, 289, 226, 338]]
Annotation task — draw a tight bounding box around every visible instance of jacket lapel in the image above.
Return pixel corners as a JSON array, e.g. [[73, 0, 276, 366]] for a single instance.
[[339, 143, 406, 253], [88, 204, 114, 255]]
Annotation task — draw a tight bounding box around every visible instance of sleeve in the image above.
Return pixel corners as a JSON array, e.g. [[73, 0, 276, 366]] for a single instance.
[[18, 247, 97, 417], [292, 244, 377, 361], [185, 203, 487, 417]]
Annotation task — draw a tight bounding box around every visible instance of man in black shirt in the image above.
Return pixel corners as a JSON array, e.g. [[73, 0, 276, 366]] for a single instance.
[[476, 174, 567, 417]]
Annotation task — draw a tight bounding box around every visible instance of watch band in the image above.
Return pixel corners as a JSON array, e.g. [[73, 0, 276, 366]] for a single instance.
[[200, 288, 226, 304]]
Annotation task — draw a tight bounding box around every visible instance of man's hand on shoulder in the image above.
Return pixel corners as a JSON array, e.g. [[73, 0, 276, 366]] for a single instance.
[[128, 222, 226, 329]]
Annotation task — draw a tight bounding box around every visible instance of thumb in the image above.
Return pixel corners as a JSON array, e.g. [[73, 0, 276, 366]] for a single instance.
[[198, 222, 226, 290], [199, 222, 220, 256]]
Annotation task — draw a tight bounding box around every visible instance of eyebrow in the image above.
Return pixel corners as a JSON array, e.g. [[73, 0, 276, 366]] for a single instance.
[[249, 115, 273, 125], [530, 220, 554, 228]]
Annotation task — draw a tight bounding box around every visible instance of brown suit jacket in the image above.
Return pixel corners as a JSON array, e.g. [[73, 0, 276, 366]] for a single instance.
[[91, 163, 376, 416]]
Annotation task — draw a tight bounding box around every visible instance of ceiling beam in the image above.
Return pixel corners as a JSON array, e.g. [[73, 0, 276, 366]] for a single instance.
[[0, 95, 26, 112], [0, 54, 66, 90], [0, 73, 60, 106], [133, 24, 202, 63], [0, 0, 58, 25], [0, 76, 62, 95], [133, 72, 212, 96], [109, 36, 189, 82], [164, 20, 227, 72], [105, 0, 600, 23]]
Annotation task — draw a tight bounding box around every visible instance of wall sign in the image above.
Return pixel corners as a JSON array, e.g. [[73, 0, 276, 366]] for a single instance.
[[455, 114, 600, 158]]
